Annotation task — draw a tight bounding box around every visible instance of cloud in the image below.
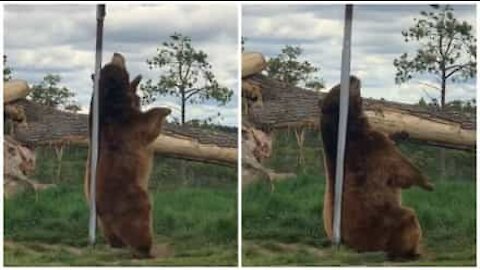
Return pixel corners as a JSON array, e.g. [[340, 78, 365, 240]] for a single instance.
[[246, 13, 343, 42], [243, 4, 476, 105], [5, 4, 239, 127]]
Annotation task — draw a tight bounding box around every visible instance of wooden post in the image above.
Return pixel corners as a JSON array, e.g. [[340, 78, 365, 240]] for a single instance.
[[55, 145, 64, 183], [294, 127, 306, 167]]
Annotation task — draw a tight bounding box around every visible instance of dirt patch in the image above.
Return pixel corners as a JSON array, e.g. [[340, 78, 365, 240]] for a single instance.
[[273, 242, 327, 258], [5, 240, 84, 256], [152, 243, 174, 259], [245, 240, 327, 259], [5, 239, 175, 261]]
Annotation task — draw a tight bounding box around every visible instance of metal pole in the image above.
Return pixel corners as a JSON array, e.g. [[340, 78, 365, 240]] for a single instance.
[[89, 4, 106, 246], [332, 4, 353, 246]]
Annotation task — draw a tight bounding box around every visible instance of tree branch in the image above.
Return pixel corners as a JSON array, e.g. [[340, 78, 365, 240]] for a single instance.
[[444, 34, 455, 58], [184, 88, 200, 94], [183, 62, 193, 85], [185, 88, 204, 100], [177, 38, 185, 87], [438, 28, 445, 59], [445, 64, 466, 71], [445, 63, 470, 78]]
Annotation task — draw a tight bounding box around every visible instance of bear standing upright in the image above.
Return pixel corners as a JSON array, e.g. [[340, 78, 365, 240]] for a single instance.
[[84, 53, 171, 258], [319, 76, 434, 260]]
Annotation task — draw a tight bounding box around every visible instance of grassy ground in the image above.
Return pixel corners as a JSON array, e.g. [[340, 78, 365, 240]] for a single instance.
[[4, 146, 237, 266], [243, 130, 476, 266], [242, 173, 476, 266]]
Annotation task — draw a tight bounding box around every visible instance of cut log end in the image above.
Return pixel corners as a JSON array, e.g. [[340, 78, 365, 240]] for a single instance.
[[4, 80, 30, 104], [242, 52, 267, 78]]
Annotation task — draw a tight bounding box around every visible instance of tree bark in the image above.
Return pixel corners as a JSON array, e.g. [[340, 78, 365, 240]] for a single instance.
[[181, 87, 186, 125], [441, 75, 446, 108], [440, 69, 447, 180]]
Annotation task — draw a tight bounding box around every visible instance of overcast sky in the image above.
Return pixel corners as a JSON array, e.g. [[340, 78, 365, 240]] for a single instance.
[[4, 4, 239, 126], [243, 4, 476, 104], [4, 4, 477, 128]]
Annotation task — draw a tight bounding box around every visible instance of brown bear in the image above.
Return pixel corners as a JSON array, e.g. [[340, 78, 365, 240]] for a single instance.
[[84, 53, 171, 258], [319, 76, 434, 260]]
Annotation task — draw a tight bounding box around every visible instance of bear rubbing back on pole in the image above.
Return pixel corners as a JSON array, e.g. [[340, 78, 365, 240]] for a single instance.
[[85, 53, 171, 258], [319, 76, 434, 260]]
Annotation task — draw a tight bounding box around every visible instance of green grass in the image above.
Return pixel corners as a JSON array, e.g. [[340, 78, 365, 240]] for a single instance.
[[242, 173, 476, 266], [242, 129, 476, 266], [4, 146, 237, 266]]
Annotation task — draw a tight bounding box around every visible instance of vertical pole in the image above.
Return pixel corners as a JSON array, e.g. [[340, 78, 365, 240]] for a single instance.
[[332, 4, 353, 246], [89, 4, 105, 246]]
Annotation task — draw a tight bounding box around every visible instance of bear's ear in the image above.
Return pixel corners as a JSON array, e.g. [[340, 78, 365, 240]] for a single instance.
[[130, 75, 142, 92]]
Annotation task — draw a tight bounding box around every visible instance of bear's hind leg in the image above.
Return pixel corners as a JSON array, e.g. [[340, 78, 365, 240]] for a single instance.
[[99, 217, 126, 248], [112, 206, 153, 259], [386, 207, 421, 260]]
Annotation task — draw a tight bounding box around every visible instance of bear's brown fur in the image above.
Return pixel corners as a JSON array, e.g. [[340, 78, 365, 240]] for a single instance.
[[319, 76, 433, 260], [84, 54, 171, 258]]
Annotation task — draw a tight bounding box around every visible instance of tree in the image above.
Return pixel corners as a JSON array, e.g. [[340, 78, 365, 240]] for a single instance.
[[394, 5, 476, 108], [266, 45, 324, 90], [28, 74, 79, 110], [4, 55, 12, 82], [394, 5, 476, 181], [418, 97, 428, 107], [142, 33, 233, 125], [444, 98, 476, 114], [64, 104, 82, 113]]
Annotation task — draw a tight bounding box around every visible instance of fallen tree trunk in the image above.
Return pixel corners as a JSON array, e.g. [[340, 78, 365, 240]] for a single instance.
[[245, 74, 476, 151], [11, 99, 238, 166]]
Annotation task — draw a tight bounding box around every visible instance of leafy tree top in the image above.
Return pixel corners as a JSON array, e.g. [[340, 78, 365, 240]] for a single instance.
[[266, 45, 324, 91], [142, 33, 232, 105], [4, 55, 12, 82], [141, 33, 233, 124], [28, 74, 79, 111], [394, 5, 476, 85]]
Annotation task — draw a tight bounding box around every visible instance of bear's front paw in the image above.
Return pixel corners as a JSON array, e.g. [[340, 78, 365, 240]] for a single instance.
[[420, 181, 434, 191]]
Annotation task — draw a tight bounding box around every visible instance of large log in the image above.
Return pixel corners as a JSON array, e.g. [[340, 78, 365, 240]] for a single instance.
[[4, 80, 30, 103], [242, 52, 267, 78], [245, 74, 476, 151], [11, 99, 238, 166]]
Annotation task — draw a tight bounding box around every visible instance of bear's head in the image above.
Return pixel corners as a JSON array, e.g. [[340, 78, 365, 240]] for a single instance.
[[319, 75, 362, 119], [97, 53, 142, 125]]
